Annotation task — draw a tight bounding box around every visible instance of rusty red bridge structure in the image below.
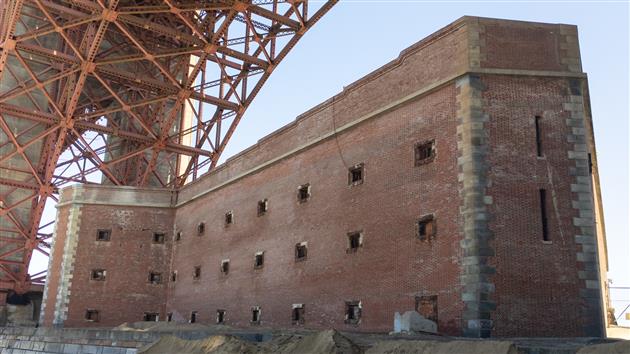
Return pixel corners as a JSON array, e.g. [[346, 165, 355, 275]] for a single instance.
[[0, 0, 337, 294]]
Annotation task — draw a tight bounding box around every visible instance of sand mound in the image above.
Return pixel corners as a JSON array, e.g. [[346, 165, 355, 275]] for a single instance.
[[577, 340, 630, 354], [138, 334, 263, 354], [272, 329, 361, 354], [137, 329, 361, 354], [366, 339, 517, 354]]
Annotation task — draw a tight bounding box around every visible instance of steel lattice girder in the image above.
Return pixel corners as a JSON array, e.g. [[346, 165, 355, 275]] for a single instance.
[[0, 0, 338, 293]]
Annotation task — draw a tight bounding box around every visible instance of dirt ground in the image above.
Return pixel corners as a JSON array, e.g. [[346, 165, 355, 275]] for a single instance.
[[119, 322, 627, 354]]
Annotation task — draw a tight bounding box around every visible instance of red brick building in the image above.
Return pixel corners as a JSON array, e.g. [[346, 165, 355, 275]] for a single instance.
[[40, 16, 609, 338]]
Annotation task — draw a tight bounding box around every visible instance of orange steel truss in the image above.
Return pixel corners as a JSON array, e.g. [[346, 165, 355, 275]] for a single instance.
[[0, 0, 337, 293]]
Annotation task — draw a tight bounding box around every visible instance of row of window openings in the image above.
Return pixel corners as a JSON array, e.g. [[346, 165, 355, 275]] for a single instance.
[[96, 130, 551, 244], [94, 218, 436, 283], [191, 142, 434, 236], [193, 220, 436, 280], [191, 210, 436, 242], [98, 189, 546, 246], [90, 220, 437, 283], [94, 142, 437, 243], [85, 302, 362, 325], [95, 230, 167, 243]]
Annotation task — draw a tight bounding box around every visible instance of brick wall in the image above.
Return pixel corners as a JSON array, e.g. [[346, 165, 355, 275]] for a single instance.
[[41, 16, 607, 337], [169, 83, 462, 334], [483, 75, 589, 336], [42, 187, 175, 328]]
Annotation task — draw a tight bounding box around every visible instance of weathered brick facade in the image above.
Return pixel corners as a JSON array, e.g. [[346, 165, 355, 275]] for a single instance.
[[40, 17, 608, 337]]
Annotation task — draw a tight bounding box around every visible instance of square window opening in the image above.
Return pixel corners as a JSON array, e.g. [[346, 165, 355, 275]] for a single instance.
[[217, 310, 226, 324], [96, 229, 111, 241], [166, 313, 173, 322], [348, 164, 364, 186], [295, 242, 307, 261], [347, 232, 362, 253], [251, 306, 261, 324], [225, 211, 234, 226], [254, 252, 264, 269], [143, 312, 159, 322], [257, 199, 268, 216], [90, 269, 106, 281], [292, 304, 305, 325], [193, 266, 201, 280], [415, 295, 438, 323], [298, 184, 310, 203], [149, 272, 162, 284], [417, 215, 436, 241], [190, 311, 198, 323], [415, 140, 436, 166], [85, 309, 99, 322], [221, 260, 230, 274], [153, 232, 165, 244], [197, 222, 205, 235], [345, 301, 361, 324]]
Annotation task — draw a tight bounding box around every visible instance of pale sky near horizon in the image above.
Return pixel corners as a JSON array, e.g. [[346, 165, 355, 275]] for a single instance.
[[29, 0, 630, 326]]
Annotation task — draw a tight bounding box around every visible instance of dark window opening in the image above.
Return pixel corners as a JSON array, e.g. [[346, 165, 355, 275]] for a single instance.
[[295, 243, 307, 261], [415, 140, 436, 165], [298, 184, 310, 203], [348, 164, 364, 186], [257, 199, 268, 216], [254, 252, 264, 269], [90, 269, 106, 281], [193, 266, 201, 280], [535, 116, 543, 157], [197, 222, 205, 235], [539, 189, 549, 242], [85, 309, 99, 322], [251, 307, 261, 324], [171, 271, 177, 282], [96, 229, 111, 241], [217, 310, 226, 324], [225, 211, 233, 226], [415, 295, 438, 323], [190, 311, 197, 323], [166, 313, 173, 322], [347, 232, 362, 253], [143, 312, 159, 322], [175, 232, 182, 242], [149, 272, 162, 284], [345, 301, 361, 324], [588, 153, 593, 175], [221, 260, 230, 274], [417, 215, 436, 241], [153, 232, 165, 244], [292, 304, 305, 325]]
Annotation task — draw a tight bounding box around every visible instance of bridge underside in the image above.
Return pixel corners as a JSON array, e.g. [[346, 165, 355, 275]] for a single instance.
[[0, 0, 337, 293]]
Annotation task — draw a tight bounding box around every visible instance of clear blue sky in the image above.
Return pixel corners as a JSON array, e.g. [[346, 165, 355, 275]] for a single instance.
[[30, 0, 629, 326], [221, 1, 630, 325]]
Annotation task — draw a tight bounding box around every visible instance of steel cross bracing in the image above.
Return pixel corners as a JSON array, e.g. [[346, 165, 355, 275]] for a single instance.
[[0, 0, 337, 293]]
